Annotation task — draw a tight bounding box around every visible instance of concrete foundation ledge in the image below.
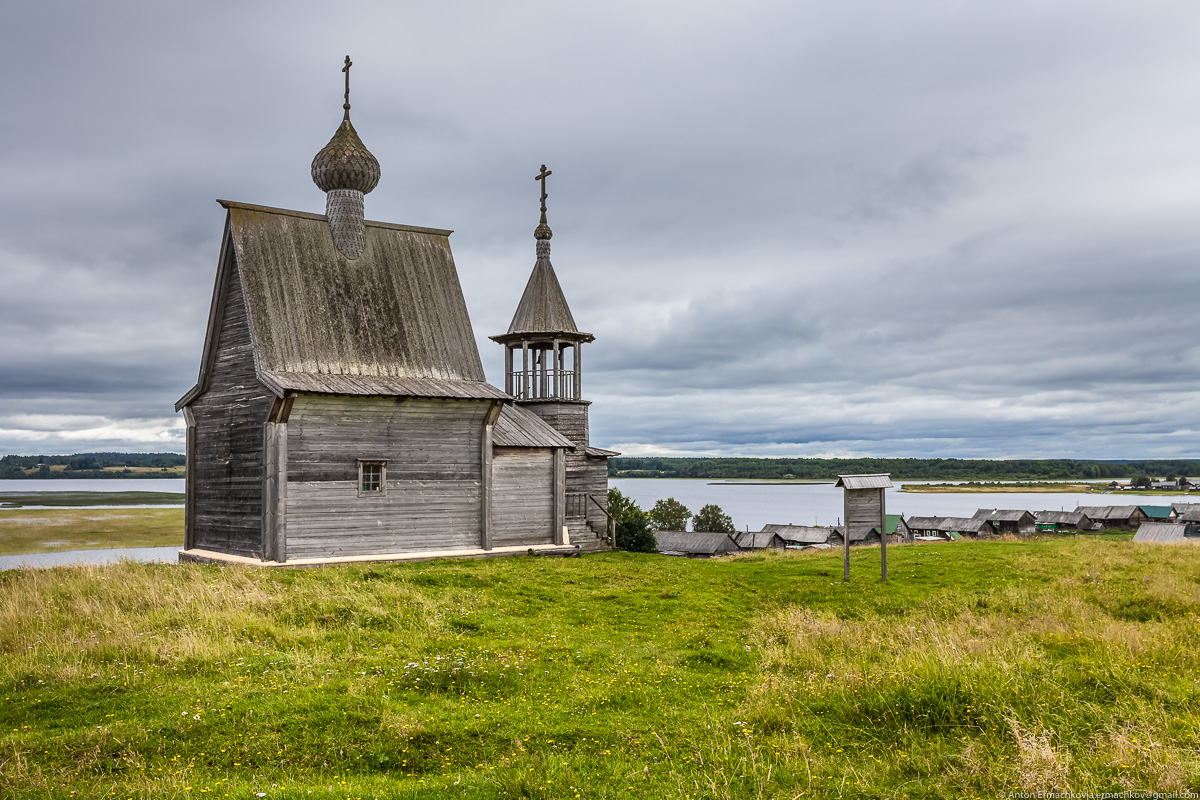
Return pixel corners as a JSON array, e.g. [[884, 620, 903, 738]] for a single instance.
[[178, 543, 580, 568]]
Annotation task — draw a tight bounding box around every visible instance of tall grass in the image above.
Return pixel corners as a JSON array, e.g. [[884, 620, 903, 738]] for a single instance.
[[1, 538, 1198, 798]]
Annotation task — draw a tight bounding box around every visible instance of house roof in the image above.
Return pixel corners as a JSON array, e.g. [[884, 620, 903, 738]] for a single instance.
[[180, 200, 498, 407], [1035, 511, 1090, 525], [259, 372, 507, 400], [761, 524, 837, 544], [583, 446, 621, 458], [653, 531, 739, 555], [1138, 505, 1176, 520], [835, 474, 893, 490], [493, 404, 575, 449], [734, 531, 784, 549], [906, 516, 993, 534], [870, 514, 906, 536], [1076, 506, 1141, 520], [1133, 522, 1194, 543], [972, 509, 1035, 523], [1180, 507, 1200, 523]]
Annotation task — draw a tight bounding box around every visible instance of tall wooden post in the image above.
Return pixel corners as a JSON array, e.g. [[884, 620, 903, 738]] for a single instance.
[[573, 342, 581, 400], [504, 345, 513, 395], [843, 490, 850, 581], [879, 486, 887, 581], [522, 341, 529, 400]]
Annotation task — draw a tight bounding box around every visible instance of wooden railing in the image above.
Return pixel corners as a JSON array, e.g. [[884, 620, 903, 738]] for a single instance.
[[566, 492, 615, 544], [509, 369, 577, 401]]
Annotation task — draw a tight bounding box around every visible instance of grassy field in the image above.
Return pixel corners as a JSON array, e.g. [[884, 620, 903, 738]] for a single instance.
[[1, 538, 1198, 798], [0, 509, 183, 555]]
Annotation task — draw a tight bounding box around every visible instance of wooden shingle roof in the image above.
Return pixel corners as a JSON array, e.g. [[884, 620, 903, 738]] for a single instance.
[[654, 531, 739, 556], [180, 200, 504, 407], [835, 474, 893, 490], [1133, 522, 1193, 543], [493, 404, 574, 449]]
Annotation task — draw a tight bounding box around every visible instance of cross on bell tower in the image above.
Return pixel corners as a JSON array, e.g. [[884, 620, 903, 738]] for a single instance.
[[490, 164, 593, 405], [490, 165, 613, 544]]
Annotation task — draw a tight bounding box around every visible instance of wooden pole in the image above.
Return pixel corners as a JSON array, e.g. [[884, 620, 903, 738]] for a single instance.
[[573, 342, 582, 400], [522, 341, 529, 400], [504, 345, 513, 395], [879, 487, 887, 581], [843, 490, 850, 581]]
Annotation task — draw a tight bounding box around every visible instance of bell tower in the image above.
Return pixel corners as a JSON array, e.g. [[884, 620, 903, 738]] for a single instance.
[[491, 166, 614, 544]]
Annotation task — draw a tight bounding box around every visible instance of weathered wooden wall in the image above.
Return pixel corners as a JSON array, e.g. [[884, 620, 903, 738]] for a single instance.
[[284, 395, 487, 558], [522, 402, 609, 543], [845, 488, 883, 543], [491, 447, 555, 547], [189, 262, 274, 558]]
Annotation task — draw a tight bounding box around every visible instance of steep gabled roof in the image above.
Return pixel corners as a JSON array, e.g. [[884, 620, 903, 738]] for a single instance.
[[179, 200, 501, 407]]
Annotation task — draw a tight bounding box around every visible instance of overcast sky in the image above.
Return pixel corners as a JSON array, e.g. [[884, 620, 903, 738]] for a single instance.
[[1, 0, 1197, 459]]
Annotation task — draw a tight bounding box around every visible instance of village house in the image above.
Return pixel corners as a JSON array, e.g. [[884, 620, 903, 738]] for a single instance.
[[733, 529, 788, 550], [972, 509, 1037, 536], [175, 62, 613, 566], [759, 524, 844, 548], [905, 516, 997, 539], [1075, 506, 1147, 530], [1034, 510, 1095, 531], [653, 531, 740, 558], [1138, 504, 1177, 522]]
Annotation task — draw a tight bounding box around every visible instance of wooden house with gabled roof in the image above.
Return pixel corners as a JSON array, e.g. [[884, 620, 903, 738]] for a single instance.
[[175, 62, 612, 565]]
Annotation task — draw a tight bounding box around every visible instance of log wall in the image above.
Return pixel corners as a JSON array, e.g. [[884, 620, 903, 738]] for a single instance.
[[491, 447, 555, 547], [189, 264, 274, 558], [284, 395, 487, 558]]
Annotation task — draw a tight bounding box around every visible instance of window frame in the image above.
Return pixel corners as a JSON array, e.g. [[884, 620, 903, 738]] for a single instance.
[[357, 460, 387, 497]]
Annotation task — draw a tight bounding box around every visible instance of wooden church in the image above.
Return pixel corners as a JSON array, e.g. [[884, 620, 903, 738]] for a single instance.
[[175, 60, 615, 565]]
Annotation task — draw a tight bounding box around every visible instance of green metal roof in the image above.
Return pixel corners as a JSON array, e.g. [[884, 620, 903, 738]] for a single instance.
[[1139, 505, 1175, 520]]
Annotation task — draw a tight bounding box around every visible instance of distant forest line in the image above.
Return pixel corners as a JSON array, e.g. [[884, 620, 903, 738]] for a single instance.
[[608, 457, 1200, 481], [0, 453, 185, 479]]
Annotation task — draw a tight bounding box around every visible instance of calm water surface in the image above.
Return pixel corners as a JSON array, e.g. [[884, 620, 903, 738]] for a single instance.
[[0, 546, 180, 570], [0, 479, 185, 492], [0, 478, 1142, 567], [611, 478, 1114, 531]]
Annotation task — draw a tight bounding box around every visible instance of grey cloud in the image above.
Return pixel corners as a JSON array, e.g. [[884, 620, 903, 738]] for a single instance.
[[1, 0, 1197, 457]]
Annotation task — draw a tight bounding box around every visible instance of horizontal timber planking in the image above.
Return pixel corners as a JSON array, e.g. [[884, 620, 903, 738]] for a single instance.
[[492, 447, 554, 547], [189, 259, 273, 558], [284, 395, 487, 557]]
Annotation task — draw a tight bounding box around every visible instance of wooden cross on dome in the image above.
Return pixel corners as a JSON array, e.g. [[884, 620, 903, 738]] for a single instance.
[[535, 164, 552, 213], [342, 55, 352, 111]]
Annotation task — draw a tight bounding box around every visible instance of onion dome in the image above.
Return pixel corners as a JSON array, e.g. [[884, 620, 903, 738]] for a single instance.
[[311, 112, 381, 194]]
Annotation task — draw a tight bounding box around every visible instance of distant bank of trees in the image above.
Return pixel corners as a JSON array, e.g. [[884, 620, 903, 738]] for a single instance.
[[0, 452, 185, 479], [608, 457, 1200, 482]]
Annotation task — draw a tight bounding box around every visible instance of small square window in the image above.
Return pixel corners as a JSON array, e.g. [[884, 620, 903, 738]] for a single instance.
[[358, 461, 386, 495]]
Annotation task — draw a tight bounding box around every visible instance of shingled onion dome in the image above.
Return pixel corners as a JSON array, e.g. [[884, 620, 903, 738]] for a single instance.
[[311, 56, 380, 259]]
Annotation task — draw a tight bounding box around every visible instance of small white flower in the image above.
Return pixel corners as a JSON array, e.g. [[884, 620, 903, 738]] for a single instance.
[[193, 714, 200, 720]]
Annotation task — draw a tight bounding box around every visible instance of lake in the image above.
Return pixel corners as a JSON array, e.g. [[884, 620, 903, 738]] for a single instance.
[[0, 477, 1131, 568], [0, 478, 185, 493], [0, 546, 181, 570], [611, 478, 1111, 531]]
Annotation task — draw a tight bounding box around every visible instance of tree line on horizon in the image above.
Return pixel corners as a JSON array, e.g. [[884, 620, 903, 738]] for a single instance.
[[0, 452, 186, 479], [608, 456, 1200, 481]]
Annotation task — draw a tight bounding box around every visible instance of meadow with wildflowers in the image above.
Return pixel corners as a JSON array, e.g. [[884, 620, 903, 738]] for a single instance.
[[1, 536, 1198, 798]]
